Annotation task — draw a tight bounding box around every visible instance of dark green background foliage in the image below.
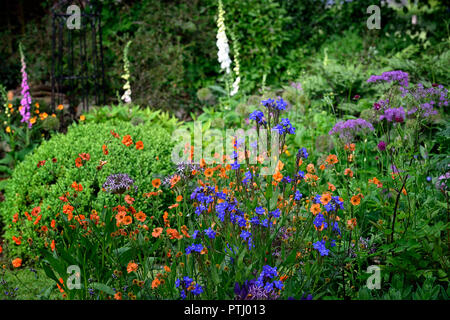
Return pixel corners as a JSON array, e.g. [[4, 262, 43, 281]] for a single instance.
[[1, 0, 448, 114], [0, 120, 175, 258]]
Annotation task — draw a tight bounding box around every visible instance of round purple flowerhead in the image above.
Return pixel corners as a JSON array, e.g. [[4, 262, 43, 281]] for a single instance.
[[377, 141, 386, 151], [103, 173, 137, 194]]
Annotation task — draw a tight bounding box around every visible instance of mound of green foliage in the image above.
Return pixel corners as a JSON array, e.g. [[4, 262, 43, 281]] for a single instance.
[[0, 120, 175, 259]]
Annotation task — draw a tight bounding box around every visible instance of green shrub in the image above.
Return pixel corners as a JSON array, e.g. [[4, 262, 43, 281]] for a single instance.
[[0, 120, 175, 259]]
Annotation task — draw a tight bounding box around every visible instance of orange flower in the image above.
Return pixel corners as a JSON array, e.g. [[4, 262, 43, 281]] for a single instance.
[[75, 157, 83, 168], [169, 175, 181, 188], [320, 193, 332, 205], [125, 195, 135, 205], [350, 195, 361, 206], [176, 195, 183, 202], [200, 158, 207, 168], [204, 168, 214, 178], [79, 115, 85, 121], [12, 213, 19, 223], [164, 265, 171, 273], [0, 245, 2, 254], [71, 181, 83, 192], [135, 141, 144, 150], [102, 144, 109, 155], [33, 215, 42, 225], [51, 219, 56, 228], [135, 211, 146, 222], [12, 236, 21, 245], [114, 292, 122, 300], [310, 203, 321, 215], [122, 215, 133, 225], [273, 170, 283, 182], [347, 218, 357, 230], [79, 153, 90, 161], [166, 228, 183, 240], [326, 154, 338, 165], [12, 258, 22, 268], [111, 130, 120, 139], [51, 240, 56, 252], [180, 225, 190, 238], [152, 227, 163, 238], [122, 134, 133, 147], [152, 178, 161, 189], [57, 104, 64, 110], [306, 163, 315, 173], [31, 206, 41, 217], [151, 278, 161, 289], [344, 168, 354, 178], [127, 261, 138, 273], [168, 203, 179, 210], [328, 182, 336, 191]]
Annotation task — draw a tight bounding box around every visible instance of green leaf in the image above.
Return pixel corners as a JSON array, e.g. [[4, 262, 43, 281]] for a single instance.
[[91, 283, 115, 296]]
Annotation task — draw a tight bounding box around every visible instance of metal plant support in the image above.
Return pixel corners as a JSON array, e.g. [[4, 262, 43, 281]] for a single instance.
[[51, 0, 105, 115]]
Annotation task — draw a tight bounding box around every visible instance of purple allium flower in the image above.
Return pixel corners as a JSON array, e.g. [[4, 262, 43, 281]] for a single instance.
[[377, 140, 386, 151], [19, 44, 32, 128], [367, 70, 409, 87], [329, 118, 374, 142], [103, 173, 137, 194], [379, 107, 405, 123]]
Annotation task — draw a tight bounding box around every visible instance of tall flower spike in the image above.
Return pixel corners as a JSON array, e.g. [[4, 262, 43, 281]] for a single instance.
[[121, 41, 132, 104], [216, 0, 232, 74], [229, 29, 240, 96], [19, 43, 32, 128]]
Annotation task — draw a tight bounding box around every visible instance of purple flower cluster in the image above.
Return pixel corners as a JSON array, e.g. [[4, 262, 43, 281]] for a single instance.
[[407, 83, 448, 118], [19, 44, 32, 128], [234, 265, 283, 300], [379, 107, 405, 123], [103, 173, 137, 194], [367, 70, 409, 87], [329, 118, 374, 142], [373, 99, 390, 111]]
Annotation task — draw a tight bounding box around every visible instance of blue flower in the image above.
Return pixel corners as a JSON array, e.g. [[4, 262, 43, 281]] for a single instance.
[[249, 110, 265, 124], [261, 98, 275, 108], [192, 284, 204, 296], [250, 216, 260, 225], [294, 190, 303, 201], [313, 240, 330, 256], [240, 230, 252, 240], [231, 161, 240, 170], [297, 147, 309, 159], [273, 280, 284, 290], [261, 219, 269, 227], [270, 209, 281, 218], [243, 171, 252, 184], [192, 230, 199, 239], [255, 206, 265, 215], [204, 227, 216, 239]]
